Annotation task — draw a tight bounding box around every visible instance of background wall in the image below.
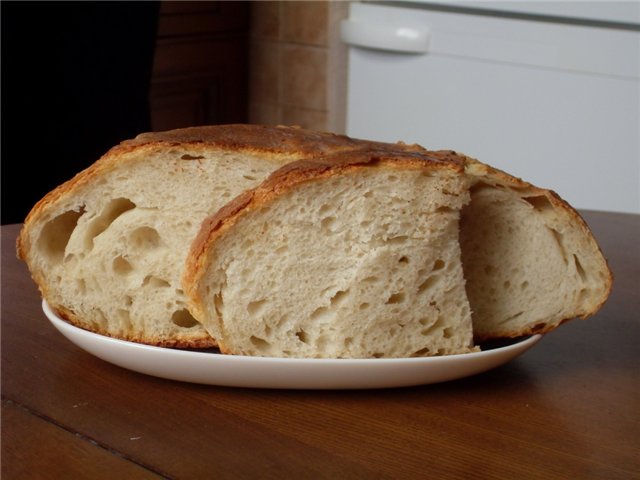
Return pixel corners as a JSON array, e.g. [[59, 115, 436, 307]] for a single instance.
[[247, 1, 349, 133]]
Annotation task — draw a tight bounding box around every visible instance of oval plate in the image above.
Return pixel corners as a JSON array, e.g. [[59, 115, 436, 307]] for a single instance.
[[43, 300, 541, 390]]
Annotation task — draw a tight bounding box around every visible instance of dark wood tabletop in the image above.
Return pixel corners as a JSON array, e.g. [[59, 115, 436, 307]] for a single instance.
[[2, 211, 639, 480]]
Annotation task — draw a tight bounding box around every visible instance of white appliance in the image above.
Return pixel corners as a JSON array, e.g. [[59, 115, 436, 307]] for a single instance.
[[341, 1, 640, 213]]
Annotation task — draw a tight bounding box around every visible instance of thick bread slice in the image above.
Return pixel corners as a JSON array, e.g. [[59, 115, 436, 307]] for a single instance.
[[184, 148, 478, 358], [16, 124, 382, 347], [460, 157, 613, 340]]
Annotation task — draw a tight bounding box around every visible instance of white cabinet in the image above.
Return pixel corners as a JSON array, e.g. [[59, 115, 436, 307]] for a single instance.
[[342, 2, 640, 213]]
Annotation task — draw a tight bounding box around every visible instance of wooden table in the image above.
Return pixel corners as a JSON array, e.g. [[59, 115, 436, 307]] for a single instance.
[[2, 211, 639, 479]]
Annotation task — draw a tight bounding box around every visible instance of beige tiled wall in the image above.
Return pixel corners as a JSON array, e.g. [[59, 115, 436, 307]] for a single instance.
[[248, 1, 350, 133]]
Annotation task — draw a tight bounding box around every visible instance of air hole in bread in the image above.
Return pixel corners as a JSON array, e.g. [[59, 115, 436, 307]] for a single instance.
[[142, 275, 170, 288], [180, 154, 204, 160], [112, 255, 133, 275], [247, 299, 267, 317], [386, 292, 405, 304], [523, 195, 553, 212], [548, 227, 568, 264], [84, 198, 135, 250], [171, 308, 199, 328], [318, 204, 332, 216], [573, 254, 588, 282], [124, 295, 133, 307], [398, 256, 409, 264], [310, 306, 330, 322], [520, 281, 529, 290], [129, 226, 161, 250], [330, 289, 350, 307], [417, 275, 440, 295], [433, 259, 446, 271], [250, 336, 271, 351], [577, 288, 590, 303], [321, 216, 337, 232], [214, 292, 224, 318], [38, 209, 85, 263], [295, 329, 309, 344], [421, 316, 445, 336], [387, 235, 408, 245], [274, 245, 288, 254], [243, 174, 257, 181], [413, 347, 430, 356], [435, 206, 454, 213]]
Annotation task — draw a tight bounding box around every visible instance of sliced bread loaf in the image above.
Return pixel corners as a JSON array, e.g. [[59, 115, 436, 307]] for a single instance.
[[16, 124, 382, 347], [184, 148, 477, 358], [459, 157, 613, 340], [18, 124, 612, 356]]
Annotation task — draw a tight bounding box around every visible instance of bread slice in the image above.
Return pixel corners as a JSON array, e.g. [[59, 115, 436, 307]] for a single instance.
[[460, 157, 613, 340], [16, 124, 382, 347], [184, 148, 478, 358]]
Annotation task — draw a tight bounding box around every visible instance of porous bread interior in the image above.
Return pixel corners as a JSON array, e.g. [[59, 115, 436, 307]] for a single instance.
[[459, 184, 610, 339], [197, 165, 476, 358], [28, 147, 286, 346]]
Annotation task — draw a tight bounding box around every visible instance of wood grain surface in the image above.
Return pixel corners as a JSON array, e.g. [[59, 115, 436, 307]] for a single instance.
[[2, 211, 638, 480]]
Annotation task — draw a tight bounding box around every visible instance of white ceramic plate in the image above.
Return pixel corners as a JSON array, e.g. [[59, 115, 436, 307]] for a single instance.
[[43, 300, 542, 390]]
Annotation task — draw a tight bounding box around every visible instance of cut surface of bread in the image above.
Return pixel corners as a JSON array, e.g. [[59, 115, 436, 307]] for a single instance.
[[184, 149, 478, 358], [17, 125, 386, 347], [460, 159, 613, 340]]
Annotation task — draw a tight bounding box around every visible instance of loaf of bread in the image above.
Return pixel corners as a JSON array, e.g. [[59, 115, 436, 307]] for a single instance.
[[16, 125, 384, 347], [18, 124, 612, 357]]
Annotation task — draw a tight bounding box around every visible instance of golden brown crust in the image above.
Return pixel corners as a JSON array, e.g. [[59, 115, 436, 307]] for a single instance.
[[121, 124, 381, 157]]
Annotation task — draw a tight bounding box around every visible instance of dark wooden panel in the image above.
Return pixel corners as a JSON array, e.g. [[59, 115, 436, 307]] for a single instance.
[[149, 1, 249, 131], [157, 1, 248, 37]]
